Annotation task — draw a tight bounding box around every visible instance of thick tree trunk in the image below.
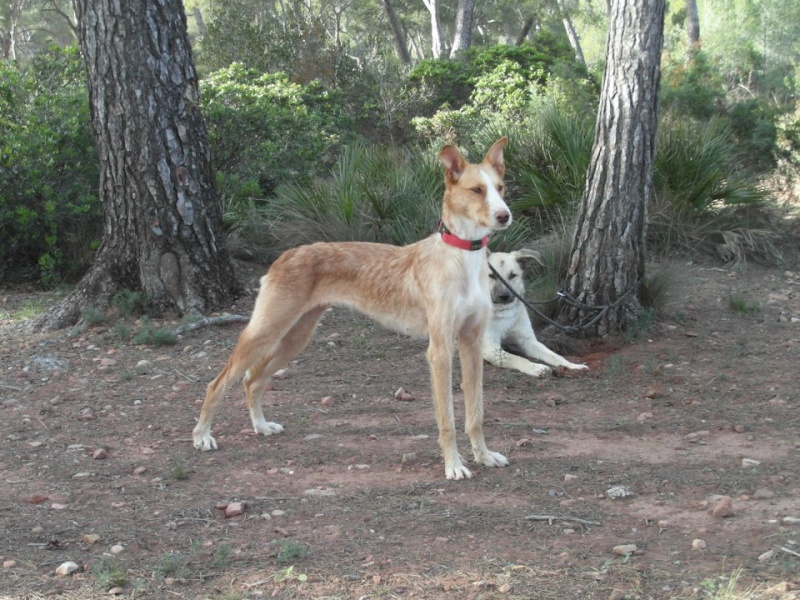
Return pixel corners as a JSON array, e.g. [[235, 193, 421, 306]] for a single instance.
[[381, 0, 412, 64], [685, 0, 700, 51], [556, 0, 665, 337], [449, 0, 475, 58], [31, 0, 240, 331]]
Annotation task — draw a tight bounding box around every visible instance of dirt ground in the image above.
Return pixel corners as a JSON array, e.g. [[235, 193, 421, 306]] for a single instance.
[[1, 260, 799, 600]]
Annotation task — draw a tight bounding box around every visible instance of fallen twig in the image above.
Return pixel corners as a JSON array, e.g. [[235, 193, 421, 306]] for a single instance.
[[780, 546, 800, 558], [173, 314, 249, 336], [525, 514, 601, 526]]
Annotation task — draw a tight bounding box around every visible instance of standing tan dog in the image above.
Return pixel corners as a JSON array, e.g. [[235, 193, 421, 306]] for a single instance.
[[484, 250, 588, 377], [193, 138, 512, 480]]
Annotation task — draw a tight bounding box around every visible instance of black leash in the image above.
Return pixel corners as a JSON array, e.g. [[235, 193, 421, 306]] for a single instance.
[[487, 261, 644, 335]]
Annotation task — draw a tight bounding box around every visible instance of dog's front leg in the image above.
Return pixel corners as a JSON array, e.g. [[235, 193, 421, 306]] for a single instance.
[[461, 325, 509, 469], [427, 333, 471, 480]]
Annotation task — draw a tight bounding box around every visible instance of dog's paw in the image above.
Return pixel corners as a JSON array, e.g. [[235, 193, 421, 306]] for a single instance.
[[525, 364, 552, 378], [565, 362, 589, 371], [445, 463, 474, 480], [193, 433, 218, 451], [253, 420, 284, 436], [476, 449, 509, 468]]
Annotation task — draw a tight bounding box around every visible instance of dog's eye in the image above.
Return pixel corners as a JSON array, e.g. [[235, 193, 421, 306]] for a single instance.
[[488, 273, 496, 279], [508, 272, 517, 279], [497, 184, 504, 194], [471, 186, 483, 195]]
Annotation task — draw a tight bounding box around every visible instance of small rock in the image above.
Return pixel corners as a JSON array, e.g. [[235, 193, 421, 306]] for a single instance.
[[55, 561, 80, 576], [752, 488, 775, 500], [134, 360, 152, 374], [92, 448, 108, 460], [108, 587, 124, 595], [271, 509, 286, 517], [733, 424, 746, 433], [692, 538, 707, 550], [758, 549, 775, 562], [304, 433, 324, 441], [782, 516, 800, 524], [320, 396, 335, 407], [3, 560, 17, 569], [516, 438, 530, 447], [606, 485, 634, 499], [613, 544, 637, 556], [637, 411, 654, 422], [402, 452, 416, 464], [225, 502, 245, 517], [51, 503, 68, 510], [304, 488, 336, 497], [273, 368, 288, 380], [644, 387, 662, 399], [684, 430, 710, 442], [742, 458, 761, 467], [132, 466, 147, 476], [99, 358, 117, 367], [710, 496, 734, 518], [82, 534, 101, 545], [564, 474, 578, 483], [109, 544, 124, 555], [394, 387, 406, 399], [498, 582, 512, 593]]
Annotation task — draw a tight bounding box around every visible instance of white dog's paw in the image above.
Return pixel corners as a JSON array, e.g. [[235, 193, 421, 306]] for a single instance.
[[564, 362, 589, 371], [193, 432, 218, 451], [253, 420, 284, 436], [475, 449, 509, 468], [444, 457, 473, 480], [525, 364, 552, 378]]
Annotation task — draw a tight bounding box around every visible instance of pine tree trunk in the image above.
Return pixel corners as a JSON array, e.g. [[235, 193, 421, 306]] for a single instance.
[[382, 0, 412, 64], [31, 0, 240, 331], [421, 0, 444, 58], [685, 0, 700, 50], [556, 0, 665, 337], [450, 0, 476, 58], [556, 0, 587, 67]]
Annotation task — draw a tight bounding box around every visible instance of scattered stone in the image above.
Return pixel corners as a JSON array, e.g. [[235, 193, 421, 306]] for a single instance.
[[109, 544, 124, 555], [644, 387, 662, 399], [498, 582, 512, 593], [320, 396, 335, 407], [710, 496, 734, 518], [742, 458, 761, 467], [82, 534, 100, 545], [637, 411, 654, 422], [402, 452, 416, 464], [563, 528, 576, 535], [31, 526, 43, 534], [92, 448, 108, 460], [225, 502, 245, 517], [692, 539, 707, 550], [758, 549, 775, 562], [304, 434, 324, 441], [782, 516, 800, 525], [394, 387, 415, 402], [304, 488, 336, 497], [51, 503, 68, 510], [30, 355, 69, 372], [273, 368, 288, 380], [684, 430, 710, 442], [99, 358, 117, 367], [752, 488, 775, 500], [516, 438, 530, 447], [108, 587, 124, 595], [733, 424, 746, 433], [55, 561, 80, 576], [613, 544, 637, 556], [3, 560, 16, 569], [260, 513, 272, 521], [564, 474, 578, 483], [271, 509, 286, 517], [132, 466, 147, 476], [606, 485, 634, 499]]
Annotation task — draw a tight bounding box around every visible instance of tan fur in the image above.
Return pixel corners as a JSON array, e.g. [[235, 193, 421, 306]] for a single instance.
[[193, 138, 512, 480]]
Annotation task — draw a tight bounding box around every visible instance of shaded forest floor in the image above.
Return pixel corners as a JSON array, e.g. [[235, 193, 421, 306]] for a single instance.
[[1, 260, 799, 599]]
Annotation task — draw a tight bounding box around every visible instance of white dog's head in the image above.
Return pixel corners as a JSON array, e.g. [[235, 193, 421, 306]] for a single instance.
[[487, 249, 544, 307]]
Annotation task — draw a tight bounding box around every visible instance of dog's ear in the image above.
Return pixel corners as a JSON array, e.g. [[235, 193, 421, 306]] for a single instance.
[[512, 249, 545, 267], [483, 137, 508, 178], [439, 145, 467, 183]]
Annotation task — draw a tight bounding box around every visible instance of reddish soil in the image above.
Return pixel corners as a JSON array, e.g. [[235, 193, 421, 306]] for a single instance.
[[1, 262, 798, 599]]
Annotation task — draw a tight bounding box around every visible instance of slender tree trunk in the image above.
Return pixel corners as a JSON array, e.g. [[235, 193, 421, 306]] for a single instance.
[[31, 0, 240, 331], [421, 0, 444, 58], [192, 5, 208, 38], [556, 0, 586, 67], [515, 15, 536, 46], [382, 0, 411, 64], [685, 0, 700, 51], [556, 0, 665, 337], [450, 0, 476, 58]]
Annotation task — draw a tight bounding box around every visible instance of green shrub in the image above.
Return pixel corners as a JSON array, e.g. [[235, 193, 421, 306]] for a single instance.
[[0, 46, 100, 285]]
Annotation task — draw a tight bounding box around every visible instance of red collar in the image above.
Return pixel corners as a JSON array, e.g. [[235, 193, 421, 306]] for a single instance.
[[438, 222, 489, 251]]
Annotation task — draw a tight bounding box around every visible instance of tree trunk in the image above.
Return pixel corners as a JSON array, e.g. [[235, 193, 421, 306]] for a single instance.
[[31, 0, 240, 331], [556, 0, 587, 67], [556, 0, 665, 337], [381, 0, 411, 64], [421, 0, 444, 58], [685, 0, 700, 51], [449, 0, 475, 58], [515, 15, 536, 46]]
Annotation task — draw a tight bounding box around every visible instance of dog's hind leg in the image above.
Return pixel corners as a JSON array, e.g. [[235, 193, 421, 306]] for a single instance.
[[459, 320, 509, 469], [243, 306, 327, 437]]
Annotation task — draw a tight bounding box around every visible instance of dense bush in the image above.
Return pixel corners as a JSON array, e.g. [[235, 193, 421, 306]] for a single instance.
[[200, 64, 356, 204], [0, 47, 100, 285]]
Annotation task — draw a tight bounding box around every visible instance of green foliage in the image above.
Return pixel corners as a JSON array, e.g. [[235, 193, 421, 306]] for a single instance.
[[155, 552, 189, 579], [275, 540, 310, 564], [132, 318, 178, 346], [0, 46, 101, 285], [112, 290, 145, 317], [728, 294, 760, 314], [91, 556, 128, 590], [80, 305, 106, 326], [201, 64, 353, 199]]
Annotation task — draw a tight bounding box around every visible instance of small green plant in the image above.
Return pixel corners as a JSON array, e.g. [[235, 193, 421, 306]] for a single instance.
[[728, 294, 760, 314], [272, 565, 308, 583], [112, 289, 144, 316], [119, 370, 134, 382], [275, 540, 310, 564], [624, 308, 656, 342], [171, 463, 190, 481], [112, 321, 132, 341], [132, 318, 177, 346], [639, 268, 674, 313], [81, 304, 106, 326], [12, 300, 46, 320], [604, 354, 625, 377], [91, 556, 127, 589], [155, 552, 189, 579], [213, 543, 231, 570]]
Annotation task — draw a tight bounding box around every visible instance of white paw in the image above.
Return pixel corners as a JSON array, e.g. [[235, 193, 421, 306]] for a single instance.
[[253, 421, 284, 436], [525, 364, 552, 378], [476, 449, 509, 468], [193, 433, 218, 451], [564, 362, 589, 371], [445, 459, 473, 480]]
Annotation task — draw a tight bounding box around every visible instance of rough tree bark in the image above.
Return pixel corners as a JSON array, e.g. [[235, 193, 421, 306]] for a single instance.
[[449, 0, 475, 58], [382, 0, 411, 65], [556, 0, 587, 67], [30, 0, 240, 331], [685, 0, 700, 51], [555, 0, 665, 336], [421, 0, 444, 58]]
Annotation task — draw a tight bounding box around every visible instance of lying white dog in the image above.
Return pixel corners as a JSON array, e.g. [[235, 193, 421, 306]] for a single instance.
[[483, 250, 588, 377]]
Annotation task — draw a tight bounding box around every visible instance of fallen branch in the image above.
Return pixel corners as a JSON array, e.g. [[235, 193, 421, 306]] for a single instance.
[[173, 314, 249, 336], [525, 514, 601, 526], [780, 546, 800, 558]]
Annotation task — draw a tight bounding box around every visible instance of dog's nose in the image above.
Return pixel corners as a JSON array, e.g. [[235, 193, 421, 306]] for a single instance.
[[495, 210, 510, 225], [497, 290, 513, 304]]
